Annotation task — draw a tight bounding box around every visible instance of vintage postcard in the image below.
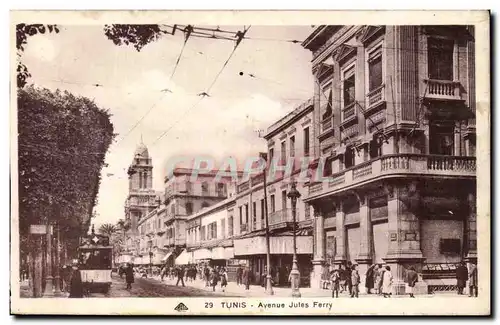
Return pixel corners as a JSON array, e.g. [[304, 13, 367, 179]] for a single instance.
[[10, 10, 490, 315]]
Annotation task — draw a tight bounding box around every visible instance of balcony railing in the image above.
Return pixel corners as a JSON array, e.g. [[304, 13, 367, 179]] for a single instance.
[[366, 84, 385, 110], [321, 116, 333, 133], [342, 102, 356, 122], [308, 154, 476, 196], [269, 208, 293, 226], [240, 223, 248, 233], [424, 79, 461, 100]]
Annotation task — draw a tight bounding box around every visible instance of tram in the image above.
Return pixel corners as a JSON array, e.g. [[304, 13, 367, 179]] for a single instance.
[[77, 225, 113, 294]]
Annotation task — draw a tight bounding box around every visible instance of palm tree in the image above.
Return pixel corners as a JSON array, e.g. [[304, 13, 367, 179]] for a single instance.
[[99, 223, 117, 238]]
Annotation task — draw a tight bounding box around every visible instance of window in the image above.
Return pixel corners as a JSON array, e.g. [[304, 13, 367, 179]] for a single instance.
[[171, 204, 176, 215], [228, 216, 234, 237], [281, 141, 286, 161], [138, 172, 143, 188], [158, 219, 161, 229], [344, 147, 355, 169], [201, 225, 206, 241], [269, 148, 274, 163], [201, 182, 209, 195], [143, 172, 148, 188], [217, 183, 226, 196], [368, 47, 383, 91], [323, 158, 332, 176], [342, 66, 356, 107], [369, 136, 383, 159], [261, 199, 265, 227], [221, 219, 226, 238], [430, 122, 454, 156], [252, 201, 257, 230], [186, 202, 193, 215], [290, 136, 295, 157], [304, 127, 310, 156], [428, 38, 454, 81], [304, 203, 311, 220], [245, 204, 249, 224], [186, 181, 192, 193], [282, 190, 287, 211], [239, 206, 243, 225], [270, 195, 275, 213]]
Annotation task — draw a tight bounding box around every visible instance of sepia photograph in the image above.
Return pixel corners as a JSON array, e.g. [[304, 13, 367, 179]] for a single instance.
[[10, 10, 490, 315]]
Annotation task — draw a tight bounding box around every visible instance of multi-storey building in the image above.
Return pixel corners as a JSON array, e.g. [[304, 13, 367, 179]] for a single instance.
[[301, 25, 476, 293], [184, 185, 240, 279], [232, 99, 316, 287], [123, 142, 161, 257]]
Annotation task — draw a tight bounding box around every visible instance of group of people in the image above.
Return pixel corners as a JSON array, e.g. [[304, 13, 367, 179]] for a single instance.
[[323, 262, 395, 298]]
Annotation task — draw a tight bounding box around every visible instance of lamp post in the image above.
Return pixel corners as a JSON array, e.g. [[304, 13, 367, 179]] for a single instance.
[[287, 180, 301, 298], [260, 152, 274, 295]]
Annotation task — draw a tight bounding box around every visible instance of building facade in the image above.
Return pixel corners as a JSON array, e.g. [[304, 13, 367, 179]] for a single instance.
[[231, 99, 316, 287], [301, 25, 476, 293]]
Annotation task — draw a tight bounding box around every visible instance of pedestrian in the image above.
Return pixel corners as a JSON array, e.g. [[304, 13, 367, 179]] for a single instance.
[[68, 262, 84, 298], [468, 262, 478, 297], [204, 266, 210, 287], [220, 267, 228, 292], [351, 264, 360, 298], [405, 266, 418, 298], [365, 264, 375, 294], [125, 263, 135, 290], [382, 265, 393, 298], [176, 266, 185, 287], [210, 268, 219, 292], [345, 262, 353, 296], [242, 266, 250, 290], [339, 264, 346, 293], [330, 267, 340, 298], [456, 261, 468, 295], [376, 264, 385, 295]]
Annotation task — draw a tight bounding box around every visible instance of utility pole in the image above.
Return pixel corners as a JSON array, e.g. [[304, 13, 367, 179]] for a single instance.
[[260, 152, 274, 295]]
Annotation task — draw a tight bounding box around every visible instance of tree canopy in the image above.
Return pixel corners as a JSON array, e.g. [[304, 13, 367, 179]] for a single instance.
[[18, 85, 115, 257]]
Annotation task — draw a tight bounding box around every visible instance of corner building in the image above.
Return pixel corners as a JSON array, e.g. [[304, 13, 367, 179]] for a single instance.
[[302, 25, 476, 294]]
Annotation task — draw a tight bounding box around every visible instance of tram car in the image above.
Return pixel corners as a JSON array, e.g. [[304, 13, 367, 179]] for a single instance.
[[77, 225, 113, 294]]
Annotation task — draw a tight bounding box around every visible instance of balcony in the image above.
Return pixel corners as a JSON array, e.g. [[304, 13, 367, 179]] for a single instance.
[[321, 116, 333, 133], [366, 84, 385, 111], [308, 154, 476, 197], [424, 79, 461, 101], [269, 209, 294, 229]]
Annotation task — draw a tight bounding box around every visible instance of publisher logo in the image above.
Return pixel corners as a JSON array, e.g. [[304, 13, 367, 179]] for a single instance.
[[174, 302, 188, 312]]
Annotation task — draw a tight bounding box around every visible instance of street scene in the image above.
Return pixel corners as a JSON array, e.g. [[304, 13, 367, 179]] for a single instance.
[[15, 20, 481, 306]]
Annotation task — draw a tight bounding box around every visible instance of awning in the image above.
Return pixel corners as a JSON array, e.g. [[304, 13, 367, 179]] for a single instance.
[[234, 235, 313, 256], [175, 250, 194, 265], [211, 246, 235, 260], [152, 252, 166, 265], [161, 252, 173, 262], [193, 248, 212, 261]]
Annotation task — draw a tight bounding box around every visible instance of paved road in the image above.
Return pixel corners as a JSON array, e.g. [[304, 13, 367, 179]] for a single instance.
[[90, 274, 239, 297]]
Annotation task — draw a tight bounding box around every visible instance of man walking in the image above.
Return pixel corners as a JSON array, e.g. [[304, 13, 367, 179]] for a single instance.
[[456, 261, 468, 295], [176, 266, 185, 287], [350, 264, 360, 298], [405, 266, 418, 298], [236, 265, 243, 286]]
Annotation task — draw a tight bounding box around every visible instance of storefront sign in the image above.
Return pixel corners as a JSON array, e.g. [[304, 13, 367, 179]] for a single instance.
[[29, 225, 53, 235]]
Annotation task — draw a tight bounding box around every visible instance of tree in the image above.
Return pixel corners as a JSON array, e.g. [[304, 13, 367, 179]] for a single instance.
[[98, 223, 117, 238], [16, 24, 60, 88], [103, 24, 167, 52], [18, 85, 115, 263]]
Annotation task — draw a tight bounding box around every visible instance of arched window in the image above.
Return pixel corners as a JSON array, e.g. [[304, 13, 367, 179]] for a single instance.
[[201, 182, 209, 195], [186, 202, 193, 215]]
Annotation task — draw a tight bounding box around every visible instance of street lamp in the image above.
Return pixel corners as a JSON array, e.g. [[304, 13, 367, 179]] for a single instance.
[[260, 152, 274, 295], [287, 179, 301, 298]]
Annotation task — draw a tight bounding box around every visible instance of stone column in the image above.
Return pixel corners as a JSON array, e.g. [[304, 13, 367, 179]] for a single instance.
[[465, 192, 477, 262], [334, 200, 347, 264], [383, 182, 426, 295], [355, 193, 372, 293], [311, 205, 326, 289]]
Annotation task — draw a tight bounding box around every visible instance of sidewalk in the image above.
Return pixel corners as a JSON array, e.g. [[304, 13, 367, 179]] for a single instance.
[[147, 275, 452, 298]]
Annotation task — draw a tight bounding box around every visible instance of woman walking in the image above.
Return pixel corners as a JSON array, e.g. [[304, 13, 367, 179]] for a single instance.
[[68, 262, 84, 298], [210, 268, 220, 292], [405, 266, 418, 298], [365, 264, 375, 294], [125, 263, 135, 290], [382, 265, 393, 298], [220, 267, 228, 292]]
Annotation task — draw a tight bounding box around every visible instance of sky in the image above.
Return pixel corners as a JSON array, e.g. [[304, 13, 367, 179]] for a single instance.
[[21, 25, 315, 227]]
